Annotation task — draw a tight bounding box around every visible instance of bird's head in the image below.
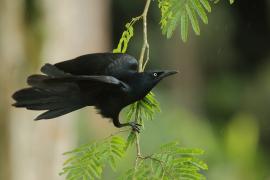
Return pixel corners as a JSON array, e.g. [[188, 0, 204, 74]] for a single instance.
[[141, 70, 178, 90]]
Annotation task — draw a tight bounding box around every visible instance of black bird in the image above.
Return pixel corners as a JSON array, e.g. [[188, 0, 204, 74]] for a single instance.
[[12, 53, 177, 132]]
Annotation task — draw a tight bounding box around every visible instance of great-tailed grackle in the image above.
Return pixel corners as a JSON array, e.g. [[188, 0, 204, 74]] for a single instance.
[[12, 53, 177, 132]]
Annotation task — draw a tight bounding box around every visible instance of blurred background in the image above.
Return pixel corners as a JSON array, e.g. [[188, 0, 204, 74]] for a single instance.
[[1, 0, 270, 179]]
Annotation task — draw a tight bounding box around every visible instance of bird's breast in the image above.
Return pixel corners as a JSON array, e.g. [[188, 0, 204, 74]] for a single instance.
[[126, 86, 150, 103]]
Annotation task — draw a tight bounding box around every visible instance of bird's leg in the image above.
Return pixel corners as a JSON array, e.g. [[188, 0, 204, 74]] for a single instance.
[[128, 121, 142, 133], [113, 117, 141, 133]]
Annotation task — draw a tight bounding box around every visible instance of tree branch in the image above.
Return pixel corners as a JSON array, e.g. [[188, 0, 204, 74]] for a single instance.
[[138, 0, 151, 72], [133, 0, 151, 178]]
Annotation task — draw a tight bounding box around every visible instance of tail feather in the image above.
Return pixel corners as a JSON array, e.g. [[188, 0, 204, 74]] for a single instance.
[[27, 74, 49, 87], [12, 88, 50, 101], [13, 96, 66, 110], [27, 74, 79, 93], [41, 63, 68, 77], [34, 105, 83, 120], [12, 74, 85, 120]]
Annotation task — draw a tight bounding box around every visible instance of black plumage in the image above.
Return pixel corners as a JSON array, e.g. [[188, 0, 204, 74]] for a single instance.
[[12, 53, 177, 132]]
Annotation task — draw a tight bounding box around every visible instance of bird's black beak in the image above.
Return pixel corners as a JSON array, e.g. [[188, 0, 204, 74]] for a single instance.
[[160, 70, 178, 79]]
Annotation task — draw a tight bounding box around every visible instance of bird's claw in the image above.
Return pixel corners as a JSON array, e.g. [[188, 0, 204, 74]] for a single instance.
[[129, 122, 142, 133]]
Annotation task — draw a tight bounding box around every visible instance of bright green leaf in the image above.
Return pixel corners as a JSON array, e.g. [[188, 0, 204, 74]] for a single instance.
[[191, 0, 208, 24], [199, 0, 211, 12], [186, 3, 200, 35], [180, 11, 188, 42]]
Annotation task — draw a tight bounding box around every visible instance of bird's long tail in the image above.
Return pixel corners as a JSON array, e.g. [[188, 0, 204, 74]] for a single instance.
[[12, 74, 85, 120]]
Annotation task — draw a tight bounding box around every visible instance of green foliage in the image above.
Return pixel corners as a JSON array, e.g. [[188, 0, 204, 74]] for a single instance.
[[126, 92, 160, 125], [158, 0, 211, 42], [158, 0, 234, 42], [60, 136, 126, 179], [61, 138, 208, 179], [122, 142, 208, 180], [125, 92, 160, 149]]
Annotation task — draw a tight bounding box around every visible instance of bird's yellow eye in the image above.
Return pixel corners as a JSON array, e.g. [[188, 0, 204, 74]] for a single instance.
[[153, 73, 158, 77]]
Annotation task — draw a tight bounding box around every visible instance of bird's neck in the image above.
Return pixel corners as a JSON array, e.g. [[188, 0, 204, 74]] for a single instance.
[[128, 73, 153, 99]]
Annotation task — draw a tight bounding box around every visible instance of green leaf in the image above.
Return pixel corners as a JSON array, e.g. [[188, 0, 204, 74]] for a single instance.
[[166, 12, 180, 38], [158, 0, 213, 42], [199, 0, 211, 12], [176, 148, 205, 156], [109, 155, 117, 170], [179, 172, 205, 180], [189, 157, 208, 170], [125, 131, 136, 150], [111, 136, 126, 146], [88, 162, 101, 178], [186, 3, 200, 35], [160, 141, 179, 153], [191, 0, 208, 24], [180, 11, 188, 42]]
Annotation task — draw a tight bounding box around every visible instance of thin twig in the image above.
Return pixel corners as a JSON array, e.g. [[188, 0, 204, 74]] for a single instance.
[[142, 46, 150, 71], [130, 15, 143, 26], [133, 104, 142, 177]]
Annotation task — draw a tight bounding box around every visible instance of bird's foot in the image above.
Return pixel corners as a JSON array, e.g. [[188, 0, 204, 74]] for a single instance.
[[129, 122, 142, 133]]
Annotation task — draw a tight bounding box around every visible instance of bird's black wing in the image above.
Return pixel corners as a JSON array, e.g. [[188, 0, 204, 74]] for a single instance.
[[49, 53, 138, 76], [30, 74, 130, 92], [38, 63, 130, 91]]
